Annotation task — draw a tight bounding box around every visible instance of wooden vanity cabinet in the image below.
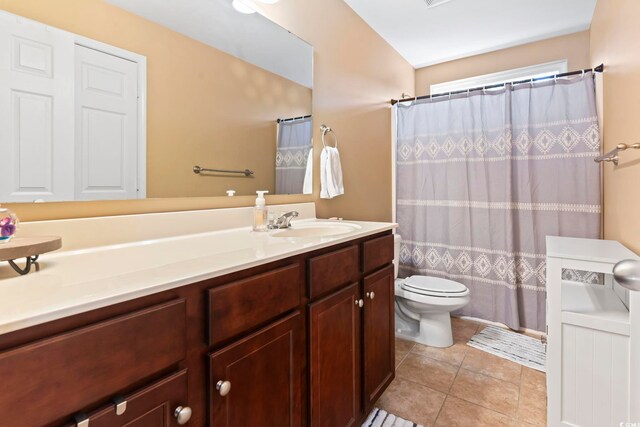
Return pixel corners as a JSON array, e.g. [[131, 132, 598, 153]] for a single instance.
[[0, 230, 394, 427], [308, 235, 395, 427]]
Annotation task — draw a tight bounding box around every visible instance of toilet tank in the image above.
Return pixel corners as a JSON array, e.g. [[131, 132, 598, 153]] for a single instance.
[[394, 234, 401, 278]]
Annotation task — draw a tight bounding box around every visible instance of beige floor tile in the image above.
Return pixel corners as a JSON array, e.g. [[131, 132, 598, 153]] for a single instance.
[[461, 347, 522, 384], [521, 367, 546, 394], [396, 352, 459, 393], [411, 341, 470, 367], [452, 322, 480, 343], [518, 384, 547, 426], [395, 338, 415, 368], [449, 369, 520, 417], [451, 316, 482, 330], [435, 396, 516, 427], [378, 377, 446, 427]]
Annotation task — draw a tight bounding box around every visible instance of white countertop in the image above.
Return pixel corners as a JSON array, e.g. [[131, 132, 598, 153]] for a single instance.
[[546, 236, 640, 264], [0, 215, 396, 335]]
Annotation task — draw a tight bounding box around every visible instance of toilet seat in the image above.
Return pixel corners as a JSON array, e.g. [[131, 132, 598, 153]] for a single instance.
[[400, 275, 469, 298]]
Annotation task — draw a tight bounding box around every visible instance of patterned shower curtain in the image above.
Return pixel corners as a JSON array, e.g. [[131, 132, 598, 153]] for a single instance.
[[395, 74, 601, 331], [276, 117, 313, 194]]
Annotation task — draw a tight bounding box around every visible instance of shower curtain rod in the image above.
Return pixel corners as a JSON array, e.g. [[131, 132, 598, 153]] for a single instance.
[[276, 114, 312, 123], [390, 64, 604, 105]]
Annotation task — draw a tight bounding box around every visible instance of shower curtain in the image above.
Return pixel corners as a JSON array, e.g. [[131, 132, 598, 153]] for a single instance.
[[276, 117, 313, 194], [396, 74, 601, 331]]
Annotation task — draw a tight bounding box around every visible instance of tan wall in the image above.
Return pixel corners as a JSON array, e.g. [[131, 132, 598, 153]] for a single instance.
[[591, 0, 640, 253], [3, 0, 414, 222], [0, 0, 311, 201], [415, 31, 591, 95]]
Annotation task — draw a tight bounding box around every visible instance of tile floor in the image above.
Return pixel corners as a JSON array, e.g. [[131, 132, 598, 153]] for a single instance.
[[378, 317, 547, 427]]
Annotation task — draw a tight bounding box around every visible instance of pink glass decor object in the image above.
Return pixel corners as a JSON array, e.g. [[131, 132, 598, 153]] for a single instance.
[[0, 207, 18, 243]]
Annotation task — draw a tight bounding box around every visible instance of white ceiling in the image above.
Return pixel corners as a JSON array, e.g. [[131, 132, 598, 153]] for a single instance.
[[105, 0, 313, 88], [344, 0, 597, 68]]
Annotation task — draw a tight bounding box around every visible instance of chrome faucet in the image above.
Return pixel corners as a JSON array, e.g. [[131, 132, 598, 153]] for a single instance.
[[269, 211, 299, 229]]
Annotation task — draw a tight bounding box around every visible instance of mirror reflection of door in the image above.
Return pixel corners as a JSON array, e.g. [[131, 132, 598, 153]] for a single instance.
[[0, 11, 146, 202], [0, 12, 75, 202], [75, 45, 142, 200]]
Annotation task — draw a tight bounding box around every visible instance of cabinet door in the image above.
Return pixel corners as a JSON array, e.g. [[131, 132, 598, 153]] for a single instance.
[[209, 312, 303, 427], [77, 370, 189, 427], [363, 265, 395, 412], [309, 283, 361, 427]]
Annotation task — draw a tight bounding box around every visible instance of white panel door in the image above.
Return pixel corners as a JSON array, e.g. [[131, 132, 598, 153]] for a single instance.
[[0, 12, 75, 202], [75, 45, 139, 200]]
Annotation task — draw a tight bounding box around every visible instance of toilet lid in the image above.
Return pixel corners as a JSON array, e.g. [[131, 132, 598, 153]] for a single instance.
[[400, 276, 468, 297]]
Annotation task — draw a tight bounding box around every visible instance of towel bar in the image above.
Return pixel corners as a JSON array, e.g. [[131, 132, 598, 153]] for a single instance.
[[193, 166, 254, 176], [594, 143, 640, 165]]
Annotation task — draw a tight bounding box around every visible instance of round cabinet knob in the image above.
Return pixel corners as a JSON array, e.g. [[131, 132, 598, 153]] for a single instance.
[[366, 291, 375, 300], [613, 259, 640, 291], [216, 380, 232, 396], [355, 299, 364, 308], [174, 406, 192, 425]]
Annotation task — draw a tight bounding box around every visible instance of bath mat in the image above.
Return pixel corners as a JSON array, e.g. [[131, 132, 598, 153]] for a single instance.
[[467, 325, 546, 372], [362, 408, 424, 427]]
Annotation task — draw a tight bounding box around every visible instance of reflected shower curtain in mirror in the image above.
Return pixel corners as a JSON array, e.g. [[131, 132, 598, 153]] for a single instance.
[[396, 74, 601, 331], [276, 117, 313, 194]]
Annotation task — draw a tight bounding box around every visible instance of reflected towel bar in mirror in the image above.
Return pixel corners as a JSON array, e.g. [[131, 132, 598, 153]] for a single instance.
[[594, 143, 640, 165], [193, 166, 254, 177]]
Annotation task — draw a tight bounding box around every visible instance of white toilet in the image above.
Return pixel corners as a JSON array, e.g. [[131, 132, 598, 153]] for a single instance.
[[393, 235, 471, 348]]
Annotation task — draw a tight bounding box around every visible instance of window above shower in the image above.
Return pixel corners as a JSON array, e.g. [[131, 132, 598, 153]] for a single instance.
[[429, 60, 568, 95]]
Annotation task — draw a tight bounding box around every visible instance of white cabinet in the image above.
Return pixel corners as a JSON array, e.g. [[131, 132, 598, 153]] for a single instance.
[[546, 237, 640, 427], [0, 10, 145, 202]]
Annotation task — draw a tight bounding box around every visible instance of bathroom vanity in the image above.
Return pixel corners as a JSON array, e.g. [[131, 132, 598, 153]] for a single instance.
[[0, 204, 396, 427]]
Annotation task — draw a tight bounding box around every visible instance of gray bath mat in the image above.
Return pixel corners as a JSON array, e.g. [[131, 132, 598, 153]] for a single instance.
[[467, 325, 546, 372], [362, 408, 424, 427]]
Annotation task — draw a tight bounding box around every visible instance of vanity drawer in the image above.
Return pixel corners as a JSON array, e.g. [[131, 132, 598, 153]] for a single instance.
[[65, 370, 189, 427], [0, 299, 186, 427], [208, 264, 301, 346], [308, 245, 359, 299], [362, 234, 394, 274]]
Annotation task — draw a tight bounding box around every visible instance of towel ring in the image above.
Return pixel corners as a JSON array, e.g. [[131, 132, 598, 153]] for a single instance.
[[320, 124, 338, 148]]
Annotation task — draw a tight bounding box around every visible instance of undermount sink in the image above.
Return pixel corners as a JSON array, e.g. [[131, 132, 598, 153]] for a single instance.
[[270, 222, 361, 238]]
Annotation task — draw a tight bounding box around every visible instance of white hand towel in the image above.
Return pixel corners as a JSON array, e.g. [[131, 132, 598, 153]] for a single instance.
[[320, 146, 344, 199]]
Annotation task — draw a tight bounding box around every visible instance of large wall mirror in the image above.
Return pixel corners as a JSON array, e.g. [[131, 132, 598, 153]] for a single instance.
[[0, 0, 313, 203]]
